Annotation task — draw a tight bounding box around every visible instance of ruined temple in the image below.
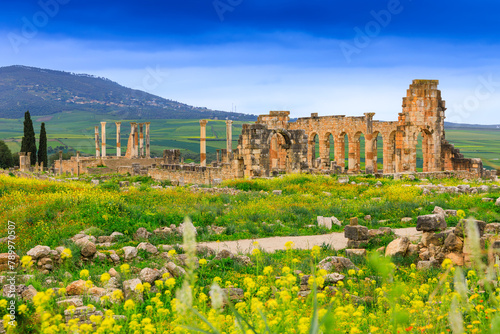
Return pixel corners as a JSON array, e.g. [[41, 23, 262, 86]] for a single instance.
[[51, 80, 490, 183]]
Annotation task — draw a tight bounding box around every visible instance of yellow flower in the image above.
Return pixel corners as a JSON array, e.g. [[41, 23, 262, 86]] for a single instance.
[[441, 258, 453, 269], [61, 248, 72, 259], [135, 283, 144, 293], [311, 245, 321, 257], [263, 266, 273, 275], [252, 248, 261, 256], [80, 269, 90, 279], [120, 263, 130, 274], [21, 255, 33, 268], [168, 249, 177, 257], [285, 241, 295, 250], [199, 258, 207, 266], [0, 300, 7, 308], [18, 304, 28, 315], [165, 278, 176, 289], [111, 290, 124, 301], [100, 273, 111, 283], [124, 299, 135, 311]]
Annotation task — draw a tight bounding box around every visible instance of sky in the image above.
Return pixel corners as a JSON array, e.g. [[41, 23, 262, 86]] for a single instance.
[[1, 0, 500, 124]]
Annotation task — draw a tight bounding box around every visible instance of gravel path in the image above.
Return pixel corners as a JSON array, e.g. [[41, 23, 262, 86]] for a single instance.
[[198, 227, 421, 254]]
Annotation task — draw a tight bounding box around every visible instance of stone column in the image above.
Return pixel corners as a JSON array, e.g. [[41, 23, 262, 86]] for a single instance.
[[365, 134, 375, 174], [95, 126, 100, 158], [200, 119, 208, 167], [139, 123, 144, 158], [134, 123, 139, 158], [76, 151, 80, 177], [216, 149, 220, 163], [101, 122, 106, 158], [226, 120, 233, 159], [145, 122, 151, 158], [116, 122, 121, 157], [59, 151, 63, 175], [130, 123, 136, 158]]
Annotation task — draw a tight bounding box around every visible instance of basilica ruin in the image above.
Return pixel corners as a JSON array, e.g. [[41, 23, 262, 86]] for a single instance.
[[47, 80, 492, 183]]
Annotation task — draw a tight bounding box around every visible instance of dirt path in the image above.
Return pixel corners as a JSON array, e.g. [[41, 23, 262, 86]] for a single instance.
[[198, 227, 421, 254]]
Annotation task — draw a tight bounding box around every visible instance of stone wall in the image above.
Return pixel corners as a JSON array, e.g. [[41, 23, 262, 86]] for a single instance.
[[54, 157, 163, 176], [148, 164, 234, 185]]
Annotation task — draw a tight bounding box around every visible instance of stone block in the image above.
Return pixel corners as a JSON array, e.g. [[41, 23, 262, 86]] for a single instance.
[[344, 225, 369, 241], [416, 214, 446, 232]]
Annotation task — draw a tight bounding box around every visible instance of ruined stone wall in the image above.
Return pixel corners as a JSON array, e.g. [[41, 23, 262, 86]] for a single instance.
[[148, 164, 234, 185], [54, 157, 163, 175]]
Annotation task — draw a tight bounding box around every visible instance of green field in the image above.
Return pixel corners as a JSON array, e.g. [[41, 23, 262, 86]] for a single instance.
[[1, 112, 499, 169]]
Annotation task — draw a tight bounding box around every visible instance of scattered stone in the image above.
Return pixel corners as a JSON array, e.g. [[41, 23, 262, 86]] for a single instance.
[[445, 253, 464, 266], [401, 217, 412, 223], [317, 216, 341, 229], [317, 256, 358, 272], [344, 225, 368, 241], [110, 232, 124, 239], [485, 223, 500, 234], [454, 219, 486, 238], [64, 305, 103, 322], [20, 285, 37, 301], [346, 249, 367, 257], [496, 198, 500, 207], [421, 232, 446, 247], [324, 273, 345, 284], [443, 233, 464, 252], [94, 252, 108, 262], [122, 246, 138, 261], [385, 237, 410, 257], [338, 177, 349, 184], [98, 236, 113, 243], [235, 255, 252, 266], [26, 245, 51, 260], [445, 210, 457, 217], [66, 280, 86, 296], [0, 253, 19, 271], [134, 227, 152, 240], [140, 268, 161, 284], [417, 261, 437, 270], [137, 242, 158, 254], [482, 198, 494, 202], [166, 262, 186, 278], [416, 214, 446, 232], [75, 239, 97, 258], [123, 278, 143, 302], [214, 249, 234, 260], [272, 190, 282, 195], [364, 215, 372, 221]]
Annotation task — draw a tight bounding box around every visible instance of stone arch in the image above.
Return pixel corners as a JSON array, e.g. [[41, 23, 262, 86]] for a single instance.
[[267, 129, 292, 171], [351, 131, 365, 173], [383, 131, 397, 174], [335, 132, 349, 170], [320, 132, 335, 169], [418, 129, 433, 172]]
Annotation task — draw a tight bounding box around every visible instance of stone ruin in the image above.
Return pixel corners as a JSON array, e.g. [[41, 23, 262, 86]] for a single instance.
[[46, 80, 494, 183]]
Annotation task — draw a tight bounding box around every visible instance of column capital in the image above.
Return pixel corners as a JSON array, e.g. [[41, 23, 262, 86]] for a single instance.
[[200, 119, 208, 126], [145, 122, 151, 125], [130, 122, 137, 125], [115, 121, 122, 125], [226, 120, 233, 124], [100, 121, 107, 125]]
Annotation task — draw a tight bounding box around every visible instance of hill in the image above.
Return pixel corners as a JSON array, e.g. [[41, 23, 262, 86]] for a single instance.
[[444, 121, 500, 129], [0, 65, 256, 120]]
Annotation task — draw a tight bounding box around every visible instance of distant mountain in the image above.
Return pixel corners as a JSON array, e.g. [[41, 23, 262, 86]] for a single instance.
[[0, 65, 256, 121], [445, 121, 500, 129]]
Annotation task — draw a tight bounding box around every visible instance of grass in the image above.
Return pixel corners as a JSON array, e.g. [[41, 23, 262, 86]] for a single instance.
[[1, 172, 500, 332]]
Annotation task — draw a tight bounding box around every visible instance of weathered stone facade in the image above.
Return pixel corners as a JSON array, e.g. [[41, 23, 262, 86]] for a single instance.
[[50, 80, 492, 183]]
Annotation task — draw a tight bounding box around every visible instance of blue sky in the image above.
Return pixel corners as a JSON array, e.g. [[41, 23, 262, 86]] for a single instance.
[[1, 0, 500, 124]]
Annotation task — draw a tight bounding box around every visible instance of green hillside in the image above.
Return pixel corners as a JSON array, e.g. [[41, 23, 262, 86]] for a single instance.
[[0, 65, 256, 120]]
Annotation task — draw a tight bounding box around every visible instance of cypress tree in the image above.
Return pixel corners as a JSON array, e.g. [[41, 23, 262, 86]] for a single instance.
[[20, 111, 37, 165], [0, 141, 14, 169], [38, 122, 48, 168]]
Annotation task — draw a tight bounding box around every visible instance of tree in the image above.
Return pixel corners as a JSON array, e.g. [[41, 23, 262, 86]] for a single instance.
[[38, 122, 48, 168], [0, 141, 14, 169], [20, 111, 37, 165]]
